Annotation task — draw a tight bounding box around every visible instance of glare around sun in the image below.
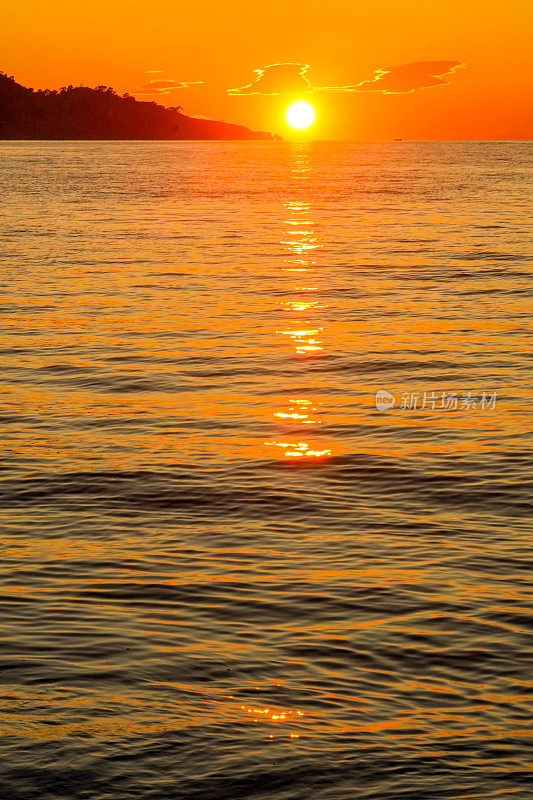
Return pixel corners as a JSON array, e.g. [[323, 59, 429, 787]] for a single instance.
[[286, 101, 315, 130]]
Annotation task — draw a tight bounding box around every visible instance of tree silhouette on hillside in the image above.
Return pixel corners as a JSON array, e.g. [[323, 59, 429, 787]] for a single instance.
[[0, 72, 273, 140]]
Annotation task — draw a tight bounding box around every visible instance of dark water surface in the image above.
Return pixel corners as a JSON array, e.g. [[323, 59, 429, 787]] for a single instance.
[[0, 141, 532, 799]]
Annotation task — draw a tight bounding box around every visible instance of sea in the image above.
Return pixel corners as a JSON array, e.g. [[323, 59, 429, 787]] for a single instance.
[[0, 140, 532, 800]]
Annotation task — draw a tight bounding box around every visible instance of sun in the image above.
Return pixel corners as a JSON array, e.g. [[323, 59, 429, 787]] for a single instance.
[[286, 101, 315, 130]]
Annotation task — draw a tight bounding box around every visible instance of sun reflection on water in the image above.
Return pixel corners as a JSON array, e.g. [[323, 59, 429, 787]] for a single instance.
[[276, 326, 324, 354], [265, 145, 333, 461], [265, 440, 332, 459], [274, 399, 322, 425], [240, 703, 305, 739]]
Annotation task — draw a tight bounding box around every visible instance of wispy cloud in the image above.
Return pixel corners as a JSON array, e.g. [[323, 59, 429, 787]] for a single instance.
[[350, 61, 464, 93], [228, 61, 463, 95], [228, 63, 312, 95], [133, 72, 203, 96]]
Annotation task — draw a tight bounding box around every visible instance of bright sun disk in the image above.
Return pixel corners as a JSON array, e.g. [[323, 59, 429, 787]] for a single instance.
[[286, 101, 315, 130]]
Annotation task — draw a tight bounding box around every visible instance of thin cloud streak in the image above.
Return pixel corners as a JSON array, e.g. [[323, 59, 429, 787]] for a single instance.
[[134, 73, 203, 96], [228, 61, 464, 95], [228, 63, 312, 95]]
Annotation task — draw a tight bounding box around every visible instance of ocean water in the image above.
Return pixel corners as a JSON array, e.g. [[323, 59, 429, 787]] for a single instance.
[[0, 140, 532, 800]]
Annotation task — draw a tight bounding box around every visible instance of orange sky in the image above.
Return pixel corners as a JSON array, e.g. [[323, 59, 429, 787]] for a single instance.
[[1, 0, 531, 139]]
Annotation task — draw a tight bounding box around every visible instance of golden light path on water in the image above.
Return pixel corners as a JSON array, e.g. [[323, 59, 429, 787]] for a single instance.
[[265, 147, 332, 462]]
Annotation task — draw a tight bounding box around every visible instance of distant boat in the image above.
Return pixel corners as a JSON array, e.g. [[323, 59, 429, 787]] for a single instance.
[[394, 138, 402, 141]]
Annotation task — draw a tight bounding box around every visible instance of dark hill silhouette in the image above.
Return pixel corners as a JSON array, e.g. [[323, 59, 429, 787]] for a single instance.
[[0, 72, 274, 140]]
